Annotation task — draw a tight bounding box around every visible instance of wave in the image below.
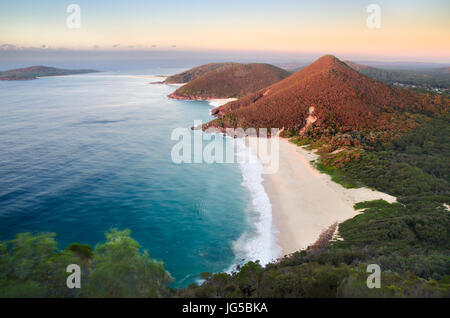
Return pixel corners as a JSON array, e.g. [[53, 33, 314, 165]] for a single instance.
[[200, 105, 280, 274], [229, 138, 281, 270]]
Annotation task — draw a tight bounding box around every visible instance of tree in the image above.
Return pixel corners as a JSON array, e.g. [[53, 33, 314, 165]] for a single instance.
[[235, 261, 263, 297], [85, 229, 173, 297], [0, 232, 77, 297]]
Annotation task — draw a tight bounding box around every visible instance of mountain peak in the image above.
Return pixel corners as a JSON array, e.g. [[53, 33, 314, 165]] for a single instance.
[[206, 55, 432, 136], [303, 55, 351, 74], [316, 54, 339, 63]]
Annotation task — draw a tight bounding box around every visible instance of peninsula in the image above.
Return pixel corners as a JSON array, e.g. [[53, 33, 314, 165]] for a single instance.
[[0, 66, 99, 81]]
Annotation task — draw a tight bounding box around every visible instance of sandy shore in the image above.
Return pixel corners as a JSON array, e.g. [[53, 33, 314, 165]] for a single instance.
[[248, 137, 396, 256], [209, 98, 237, 105]]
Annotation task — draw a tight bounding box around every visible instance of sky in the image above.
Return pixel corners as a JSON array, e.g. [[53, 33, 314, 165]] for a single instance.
[[0, 0, 449, 62]]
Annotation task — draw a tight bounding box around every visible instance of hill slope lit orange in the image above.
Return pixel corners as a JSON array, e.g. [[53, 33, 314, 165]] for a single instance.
[[169, 63, 290, 100], [208, 55, 445, 134]]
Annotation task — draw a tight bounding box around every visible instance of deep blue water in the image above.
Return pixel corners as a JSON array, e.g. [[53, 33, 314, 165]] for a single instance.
[[0, 72, 255, 287]]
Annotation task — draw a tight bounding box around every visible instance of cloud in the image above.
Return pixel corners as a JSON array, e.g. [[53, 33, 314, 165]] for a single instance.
[[0, 44, 17, 51], [0, 44, 70, 51], [112, 44, 120, 48]]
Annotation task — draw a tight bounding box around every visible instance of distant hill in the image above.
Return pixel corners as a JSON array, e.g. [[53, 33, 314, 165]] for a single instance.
[[344, 61, 450, 89], [274, 62, 307, 73], [168, 63, 290, 100], [0, 66, 99, 80], [163, 63, 238, 84], [206, 55, 447, 138]]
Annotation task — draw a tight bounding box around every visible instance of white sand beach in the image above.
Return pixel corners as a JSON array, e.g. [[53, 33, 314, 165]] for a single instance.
[[248, 137, 396, 256], [209, 98, 237, 106]]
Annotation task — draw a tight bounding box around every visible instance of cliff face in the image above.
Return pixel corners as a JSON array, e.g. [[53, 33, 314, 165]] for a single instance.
[[206, 55, 445, 135], [168, 63, 290, 100]]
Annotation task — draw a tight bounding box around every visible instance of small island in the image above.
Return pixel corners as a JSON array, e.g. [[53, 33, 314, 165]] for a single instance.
[[0, 66, 99, 81]]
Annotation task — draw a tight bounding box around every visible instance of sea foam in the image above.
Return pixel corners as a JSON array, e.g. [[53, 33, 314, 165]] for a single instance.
[[204, 101, 281, 270], [230, 138, 282, 269]]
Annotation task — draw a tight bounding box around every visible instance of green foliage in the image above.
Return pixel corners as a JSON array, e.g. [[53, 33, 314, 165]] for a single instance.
[[180, 112, 450, 298], [314, 161, 359, 188], [1, 112, 448, 298], [67, 243, 93, 261], [354, 65, 450, 90], [0, 229, 172, 298], [336, 200, 450, 251], [338, 269, 450, 298], [303, 113, 449, 208], [85, 229, 173, 297], [235, 261, 264, 297], [178, 259, 449, 298], [290, 136, 313, 147], [0, 232, 79, 297]]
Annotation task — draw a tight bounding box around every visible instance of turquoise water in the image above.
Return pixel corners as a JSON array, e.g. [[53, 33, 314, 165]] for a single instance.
[[0, 72, 262, 287]]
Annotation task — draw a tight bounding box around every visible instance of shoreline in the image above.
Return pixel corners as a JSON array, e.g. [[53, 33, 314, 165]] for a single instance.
[[207, 98, 238, 107], [203, 98, 280, 266], [247, 137, 396, 256], [172, 84, 395, 260], [171, 82, 396, 260]]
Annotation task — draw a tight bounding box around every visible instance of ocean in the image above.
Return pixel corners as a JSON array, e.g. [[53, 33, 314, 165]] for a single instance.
[[0, 70, 280, 287]]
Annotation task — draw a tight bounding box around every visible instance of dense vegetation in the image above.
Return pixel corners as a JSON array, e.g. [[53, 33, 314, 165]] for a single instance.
[[181, 111, 449, 298], [1, 56, 448, 298], [169, 63, 290, 99], [1, 114, 449, 297], [0, 229, 173, 297], [206, 55, 445, 135], [163, 62, 238, 84], [345, 61, 450, 90], [0, 66, 98, 80]]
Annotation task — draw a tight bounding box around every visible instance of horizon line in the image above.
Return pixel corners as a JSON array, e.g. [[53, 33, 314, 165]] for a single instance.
[[1, 48, 449, 65]]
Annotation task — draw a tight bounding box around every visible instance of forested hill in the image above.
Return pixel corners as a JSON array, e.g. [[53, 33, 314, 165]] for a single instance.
[[1, 56, 448, 298], [205, 55, 447, 139], [163, 62, 239, 84], [1, 113, 449, 298], [344, 61, 450, 90], [178, 112, 450, 298], [168, 63, 290, 100], [0, 66, 99, 80]]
